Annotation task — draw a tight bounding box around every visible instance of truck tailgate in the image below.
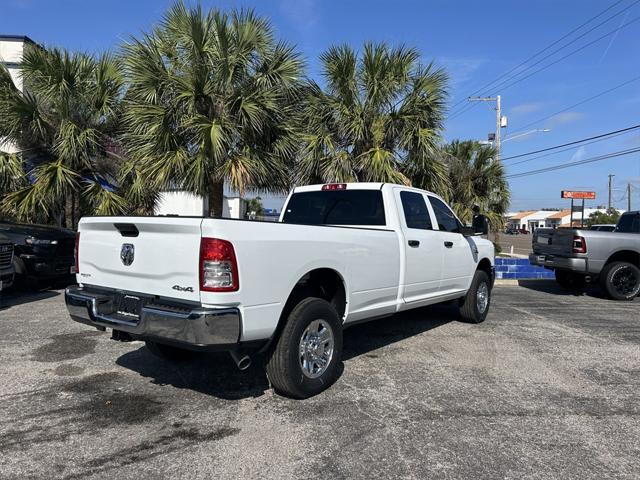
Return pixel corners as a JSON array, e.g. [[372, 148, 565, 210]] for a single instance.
[[77, 217, 202, 302], [532, 228, 574, 255]]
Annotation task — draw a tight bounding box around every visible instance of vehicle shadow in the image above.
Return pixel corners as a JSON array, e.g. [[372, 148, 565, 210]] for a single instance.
[[342, 302, 457, 361], [0, 289, 61, 310], [515, 279, 609, 299], [116, 347, 271, 401], [116, 302, 457, 400]]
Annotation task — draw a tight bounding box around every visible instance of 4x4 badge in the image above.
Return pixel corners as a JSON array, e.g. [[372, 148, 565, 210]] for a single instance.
[[120, 244, 135, 266]]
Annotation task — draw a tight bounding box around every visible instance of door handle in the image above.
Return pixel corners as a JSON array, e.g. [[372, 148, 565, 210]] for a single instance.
[[408, 240, 420, 247], [444, 241, 454, 248]]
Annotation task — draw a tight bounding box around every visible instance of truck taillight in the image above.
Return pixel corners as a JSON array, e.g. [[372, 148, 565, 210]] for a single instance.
[[572, 235, 587, 254], [321, 183, 347, 191], [74, 232, 80, 274], [199, 238, 239, 292]]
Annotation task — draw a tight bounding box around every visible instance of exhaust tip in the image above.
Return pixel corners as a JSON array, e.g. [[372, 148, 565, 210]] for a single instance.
[[237, 356, 251, 371], [230, 351, 251, 371]]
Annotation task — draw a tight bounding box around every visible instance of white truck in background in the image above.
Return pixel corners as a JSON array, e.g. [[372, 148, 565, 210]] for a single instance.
[[66, 183, 495, 398]]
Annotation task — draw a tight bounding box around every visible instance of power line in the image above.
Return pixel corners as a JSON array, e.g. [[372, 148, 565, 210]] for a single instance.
[[507, 129, 638, 167], [481, 3, 640, 97], [506, 147, 640, 179], [449, 8, 640, 122], [448, 0, 629, 113], [487, 15, 640, 97], [502, 124, 640, 162], [508, 74, 640, 135]]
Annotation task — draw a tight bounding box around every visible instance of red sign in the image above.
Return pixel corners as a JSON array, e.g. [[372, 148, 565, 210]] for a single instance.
[[561, 191, 596, 200]]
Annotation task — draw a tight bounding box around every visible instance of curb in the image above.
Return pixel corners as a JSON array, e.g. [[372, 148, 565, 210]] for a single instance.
[[495, 279, 555, 286]]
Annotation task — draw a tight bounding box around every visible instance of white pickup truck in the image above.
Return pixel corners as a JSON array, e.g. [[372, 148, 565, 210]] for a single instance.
[[66, 183, 495, 398]]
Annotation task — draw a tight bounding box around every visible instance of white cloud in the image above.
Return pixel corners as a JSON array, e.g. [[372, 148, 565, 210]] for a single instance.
[[570, 146, 587, 162], [546, 111, 585, 128], [279, 0, 318, 31], [438, 56, 487, 87], [510, 102, 545, 116]]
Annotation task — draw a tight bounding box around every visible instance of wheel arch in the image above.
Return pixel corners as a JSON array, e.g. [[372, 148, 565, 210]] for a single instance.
[[262, 267, 347, 352], [604, 249, 640, 268], [477, 257, 494, 285]]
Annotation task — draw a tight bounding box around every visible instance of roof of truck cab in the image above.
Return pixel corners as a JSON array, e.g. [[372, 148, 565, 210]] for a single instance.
[[291, 183, 436, 196]]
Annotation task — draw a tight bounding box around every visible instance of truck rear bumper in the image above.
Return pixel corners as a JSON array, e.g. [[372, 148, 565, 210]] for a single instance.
[[529, 254, 587, 273], [65, 285, 241, 349]]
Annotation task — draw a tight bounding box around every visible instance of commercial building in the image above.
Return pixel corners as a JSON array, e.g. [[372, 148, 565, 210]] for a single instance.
[[507, 208, 622, 230]]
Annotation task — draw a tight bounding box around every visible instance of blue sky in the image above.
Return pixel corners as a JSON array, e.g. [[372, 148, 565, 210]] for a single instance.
[[3, 0, 640, 211]]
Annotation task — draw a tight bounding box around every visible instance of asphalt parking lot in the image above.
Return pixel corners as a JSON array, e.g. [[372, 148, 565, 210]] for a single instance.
[[1, 284, 639, 480]]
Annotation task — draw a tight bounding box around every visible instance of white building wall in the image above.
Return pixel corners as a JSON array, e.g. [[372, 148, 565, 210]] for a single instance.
[[154, 190, 246, 219], [0, 37, 28, 154]]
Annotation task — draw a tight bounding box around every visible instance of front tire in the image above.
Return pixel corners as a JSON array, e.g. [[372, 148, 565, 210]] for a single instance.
[[266, 297, 343, 399], [145, 340, 196, 362], [459, 270, 491, 323], [600, 261, 640, 301]]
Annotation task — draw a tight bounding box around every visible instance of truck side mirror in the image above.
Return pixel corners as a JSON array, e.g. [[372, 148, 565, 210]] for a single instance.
[[472, 214, 489, 235]]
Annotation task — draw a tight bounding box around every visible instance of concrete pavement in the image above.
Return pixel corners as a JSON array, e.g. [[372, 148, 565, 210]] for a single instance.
[[0, 284, 638, 479]]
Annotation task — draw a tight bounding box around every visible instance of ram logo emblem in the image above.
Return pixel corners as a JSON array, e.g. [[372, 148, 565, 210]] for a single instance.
[[120, 244, 135, 266]]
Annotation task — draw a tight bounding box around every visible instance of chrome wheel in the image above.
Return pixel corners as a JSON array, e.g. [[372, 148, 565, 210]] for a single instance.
[[299, 319, 334, 379], [476, 282, 489, 314]]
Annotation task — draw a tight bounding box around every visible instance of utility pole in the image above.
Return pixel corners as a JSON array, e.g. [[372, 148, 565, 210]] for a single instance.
[[628, 182, 632, 211], [469, 95, 504, 162], [608, 174, 615, 210], [495, 95, 501, 162]]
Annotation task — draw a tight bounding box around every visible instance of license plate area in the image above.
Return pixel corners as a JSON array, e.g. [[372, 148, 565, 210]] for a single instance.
[[117, 295, 142, 319]]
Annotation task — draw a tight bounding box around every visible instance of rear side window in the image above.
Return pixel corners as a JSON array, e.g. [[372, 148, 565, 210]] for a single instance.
[[400, 191, 432, 230], [616, 213, 640, 233], [282, 190, 386, 226], [428, 196, 461, 233]]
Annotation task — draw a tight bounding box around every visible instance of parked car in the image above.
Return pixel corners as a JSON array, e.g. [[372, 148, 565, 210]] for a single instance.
[[518, 228, 530, 234], [0, 221, 76, 288], [0, 234, 15, 291], [65, 183, 495, 398], [530, 211, 640, 300], [504, 227, 520, 235], [589, 224, 616, 232]]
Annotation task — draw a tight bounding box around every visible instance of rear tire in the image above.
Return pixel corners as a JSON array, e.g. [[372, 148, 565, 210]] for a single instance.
[[599, 261, 640, 301], [555, 269, 585, 290], [459, 270, 491, 323], [266, 297, 342, 399], [145, 340, 195, 362]]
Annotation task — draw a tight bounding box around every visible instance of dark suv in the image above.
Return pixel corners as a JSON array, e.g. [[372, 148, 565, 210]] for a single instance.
[[0, 221, 76, 287]]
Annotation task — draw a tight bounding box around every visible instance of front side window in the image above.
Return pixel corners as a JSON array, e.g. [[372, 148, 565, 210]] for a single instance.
[[400, 191, 432, 230], [428, 196, 460, 233]]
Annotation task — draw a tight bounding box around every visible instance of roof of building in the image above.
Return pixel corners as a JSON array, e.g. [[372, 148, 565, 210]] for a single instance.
[[547, 209, 572, 220], [508, 210, 537, 220], [0, 35, 35, 44]]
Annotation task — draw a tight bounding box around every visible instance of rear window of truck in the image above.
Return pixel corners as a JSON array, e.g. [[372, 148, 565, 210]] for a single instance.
[[283, 190, 386, 226]]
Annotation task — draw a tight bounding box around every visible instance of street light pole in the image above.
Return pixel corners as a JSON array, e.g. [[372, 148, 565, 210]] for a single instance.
[[502, 128, 551, 143], [469, 95, 503, 161]]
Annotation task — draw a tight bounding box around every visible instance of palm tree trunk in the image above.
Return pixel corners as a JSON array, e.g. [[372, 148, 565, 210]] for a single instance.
[[207, 181, 224, 217]]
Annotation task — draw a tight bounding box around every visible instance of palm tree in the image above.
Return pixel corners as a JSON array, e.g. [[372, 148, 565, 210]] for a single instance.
[[122, 2, 304, 217], [0, 44, 126, 226], [443, 140, 510, 229], [297, 42, 449, 194]]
